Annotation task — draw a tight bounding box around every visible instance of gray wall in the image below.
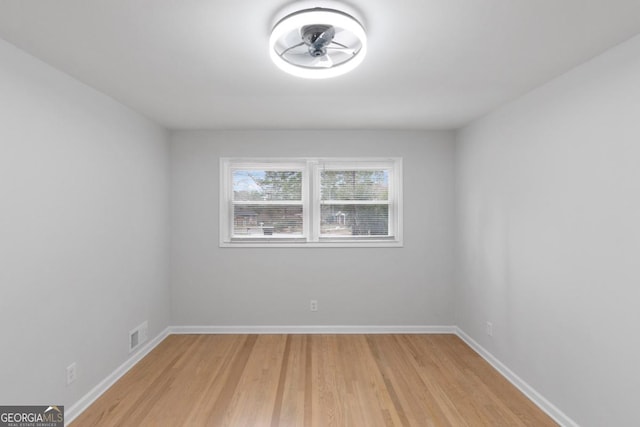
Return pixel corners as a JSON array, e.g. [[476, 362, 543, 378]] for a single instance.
[[455, 35, 640, 426], [170, 130, 456, 326], [0, 39, 170, 407]]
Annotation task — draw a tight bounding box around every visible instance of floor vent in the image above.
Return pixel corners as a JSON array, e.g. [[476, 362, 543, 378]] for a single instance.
[[129, 321, 148, 353]]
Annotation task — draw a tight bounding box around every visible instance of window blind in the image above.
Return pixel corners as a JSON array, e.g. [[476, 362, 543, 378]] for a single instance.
[[320, 170, 390, 237]]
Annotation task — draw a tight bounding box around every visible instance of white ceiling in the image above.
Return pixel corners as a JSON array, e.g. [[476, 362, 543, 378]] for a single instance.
[[1, 0, 639, 130]]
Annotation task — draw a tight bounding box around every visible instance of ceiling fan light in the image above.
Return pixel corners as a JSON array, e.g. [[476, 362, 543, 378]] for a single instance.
[[269, 8, 367, 79]]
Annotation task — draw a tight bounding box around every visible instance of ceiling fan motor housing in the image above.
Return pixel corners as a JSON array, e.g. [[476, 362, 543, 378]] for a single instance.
[[302, 24, 334, 57]]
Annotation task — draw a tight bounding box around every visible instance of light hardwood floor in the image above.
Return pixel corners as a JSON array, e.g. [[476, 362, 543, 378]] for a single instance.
[[71, 334, 557, 426]]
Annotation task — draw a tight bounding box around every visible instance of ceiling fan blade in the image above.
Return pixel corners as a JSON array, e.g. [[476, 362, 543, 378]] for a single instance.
[[326, 46, 356, 55], [278, 41, 305, 57], [330, 40, 349, 49], [312, 54, 333, 68]]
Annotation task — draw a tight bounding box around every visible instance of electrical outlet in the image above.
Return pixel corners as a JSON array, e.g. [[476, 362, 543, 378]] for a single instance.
[[310, 300, 318, 312], [486, 321, 493, 337], [66, 362, 77, 385]]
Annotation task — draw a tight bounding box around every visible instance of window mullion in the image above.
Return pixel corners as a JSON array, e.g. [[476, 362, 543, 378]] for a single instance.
[[309, 160, 320, 242]]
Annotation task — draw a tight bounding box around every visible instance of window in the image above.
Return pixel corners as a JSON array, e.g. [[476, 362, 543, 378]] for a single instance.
[[220, 158, 402, 247]]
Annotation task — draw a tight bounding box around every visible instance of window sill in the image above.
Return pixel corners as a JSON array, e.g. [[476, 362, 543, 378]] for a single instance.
[[220, 239, 403, 248]]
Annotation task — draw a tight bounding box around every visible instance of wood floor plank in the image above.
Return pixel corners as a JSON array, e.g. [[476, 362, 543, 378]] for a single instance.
[[225, 335, 287, 426], [70, 334, 558, 427], [366, 335, 458, 427]]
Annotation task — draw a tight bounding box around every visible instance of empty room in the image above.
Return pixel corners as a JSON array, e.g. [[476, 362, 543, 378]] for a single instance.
[[1, 1, 639, 426]]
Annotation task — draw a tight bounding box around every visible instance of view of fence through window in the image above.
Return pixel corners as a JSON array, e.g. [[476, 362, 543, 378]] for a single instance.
[[320, 170, 390, 236], [232, 170, 304, 236]]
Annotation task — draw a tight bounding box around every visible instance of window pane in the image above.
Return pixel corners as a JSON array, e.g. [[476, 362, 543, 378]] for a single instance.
[[321, 170, 389, 201], [233, 205, 303, 236], [320, 204, 388, 236], [233, 170, 302, 201]]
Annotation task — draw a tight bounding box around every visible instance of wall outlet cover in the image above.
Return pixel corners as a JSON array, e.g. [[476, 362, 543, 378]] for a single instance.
[[66, 362, 77, 385]]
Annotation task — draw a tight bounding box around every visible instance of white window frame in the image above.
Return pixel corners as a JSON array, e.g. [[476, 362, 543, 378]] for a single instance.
[[220, 157, 403, 247]]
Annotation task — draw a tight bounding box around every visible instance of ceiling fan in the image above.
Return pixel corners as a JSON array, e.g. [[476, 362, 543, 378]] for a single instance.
[[269, 8, 367, 79]]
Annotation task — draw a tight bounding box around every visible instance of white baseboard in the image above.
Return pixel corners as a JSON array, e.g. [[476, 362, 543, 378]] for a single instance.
[[455, 327, 578, 427], [170, 324, 456, 334], [65, 327, 170, 424]]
